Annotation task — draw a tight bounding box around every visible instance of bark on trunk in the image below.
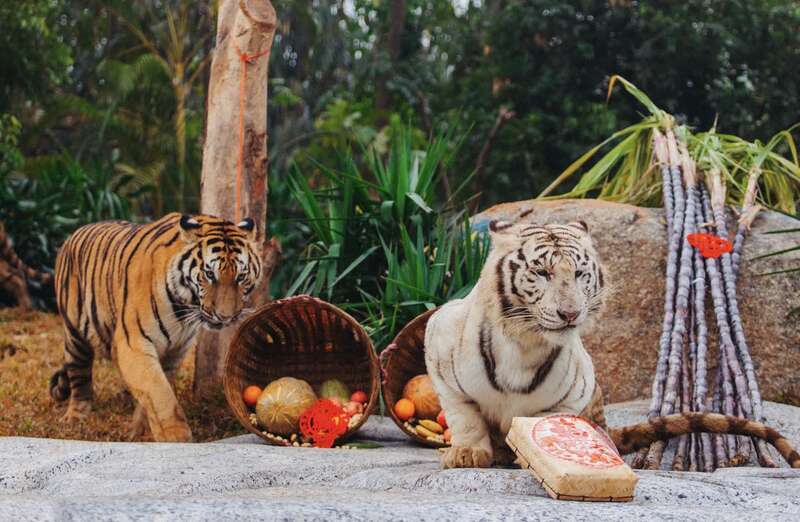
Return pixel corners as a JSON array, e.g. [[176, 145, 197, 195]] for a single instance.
[[194, 0, 279, 397], [375, 0, 406, 126]]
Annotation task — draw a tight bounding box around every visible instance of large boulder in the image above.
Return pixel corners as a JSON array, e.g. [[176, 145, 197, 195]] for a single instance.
[[475, 199, 800, 404]]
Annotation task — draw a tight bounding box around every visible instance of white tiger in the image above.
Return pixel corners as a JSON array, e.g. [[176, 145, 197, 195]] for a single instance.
[[425, 217, 607, 468], [425, 216, 800, 470]]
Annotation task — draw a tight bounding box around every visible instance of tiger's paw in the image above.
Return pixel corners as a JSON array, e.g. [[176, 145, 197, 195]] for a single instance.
[[127, 406, 148, 441], [441, 446, 493, 469], [62, 400, 92, 423], [158, 423, 193, 443]]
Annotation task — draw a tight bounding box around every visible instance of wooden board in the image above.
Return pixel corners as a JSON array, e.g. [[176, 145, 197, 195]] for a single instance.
[[506, 415, 638, 502]]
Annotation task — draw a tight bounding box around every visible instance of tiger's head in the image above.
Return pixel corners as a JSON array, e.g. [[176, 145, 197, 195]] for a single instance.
[[485, 218, 606, 340], [173, 214, 263, 330]]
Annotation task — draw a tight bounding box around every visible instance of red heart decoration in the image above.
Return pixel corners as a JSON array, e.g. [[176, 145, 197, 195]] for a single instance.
[[687, 233, 733, 259]]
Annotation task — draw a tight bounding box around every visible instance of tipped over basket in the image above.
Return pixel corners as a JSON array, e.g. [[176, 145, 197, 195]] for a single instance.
[[380, 308, 448, 448], [224, 295, 380, 446]]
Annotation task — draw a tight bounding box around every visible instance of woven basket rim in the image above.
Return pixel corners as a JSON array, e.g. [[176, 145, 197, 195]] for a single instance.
[[380, 307, 448, 448], [223, 294, 380, 446]]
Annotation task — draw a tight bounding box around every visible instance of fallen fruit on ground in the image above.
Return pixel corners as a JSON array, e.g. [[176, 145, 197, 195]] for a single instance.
[[402, 374, 441, 420], [255, 377, 318, 436], [394, 398, 415, 421], [242, 385, 262, 408]]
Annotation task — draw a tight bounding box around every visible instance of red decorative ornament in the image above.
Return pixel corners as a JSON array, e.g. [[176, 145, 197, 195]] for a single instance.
[[687, 233, 733, 259], [299, 399, 351, 448]]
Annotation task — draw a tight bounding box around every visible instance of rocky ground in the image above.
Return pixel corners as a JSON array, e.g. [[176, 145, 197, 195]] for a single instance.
[[2, 401, 799, 521]]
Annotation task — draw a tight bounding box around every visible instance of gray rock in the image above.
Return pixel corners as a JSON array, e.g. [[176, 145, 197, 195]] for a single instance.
[[2, 402, 799, 521], [474, 199, 800, 404]]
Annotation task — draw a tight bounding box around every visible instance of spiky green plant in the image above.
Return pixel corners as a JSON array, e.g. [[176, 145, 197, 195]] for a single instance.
[[539, 76, 800, 214], [280, 122, 488, 349]]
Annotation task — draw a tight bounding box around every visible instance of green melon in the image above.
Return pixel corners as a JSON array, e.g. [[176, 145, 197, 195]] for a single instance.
[[318, 379, 351, 403]]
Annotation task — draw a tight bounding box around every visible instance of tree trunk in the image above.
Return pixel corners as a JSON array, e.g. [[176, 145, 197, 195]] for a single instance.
[[194, 0, 279, 397], [375, 0, 405, 126]]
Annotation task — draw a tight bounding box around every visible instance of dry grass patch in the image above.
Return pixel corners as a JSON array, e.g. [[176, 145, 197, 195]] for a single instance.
[[0, 307, 245, 442]]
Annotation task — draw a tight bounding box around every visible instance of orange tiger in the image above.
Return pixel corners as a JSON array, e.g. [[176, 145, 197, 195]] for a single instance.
[[49, 213, 263, 441]]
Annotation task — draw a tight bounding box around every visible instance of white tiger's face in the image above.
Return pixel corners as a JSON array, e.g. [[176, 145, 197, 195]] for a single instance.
[[488, 220, 605, 339]]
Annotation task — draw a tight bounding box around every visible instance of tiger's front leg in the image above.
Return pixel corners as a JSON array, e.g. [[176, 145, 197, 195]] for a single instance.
[[435, 390, 493, 469], [440, 400, 493, 468], [114, 329, 192, 442]]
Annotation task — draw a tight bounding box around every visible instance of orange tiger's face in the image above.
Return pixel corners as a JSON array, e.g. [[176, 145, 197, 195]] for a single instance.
[[489, 220, 606, 339], [177, 215, 263, 330]]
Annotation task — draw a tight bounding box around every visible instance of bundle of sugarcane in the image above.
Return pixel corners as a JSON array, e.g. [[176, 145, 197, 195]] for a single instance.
[[630, 129, 771, 472], [538, 76, 799, 472]]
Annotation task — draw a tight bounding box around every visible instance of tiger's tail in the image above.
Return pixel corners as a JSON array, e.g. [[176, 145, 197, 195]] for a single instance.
[[0, 223, 53, 285], [609, 412, 800, 468], [49, 366, 71, 402]]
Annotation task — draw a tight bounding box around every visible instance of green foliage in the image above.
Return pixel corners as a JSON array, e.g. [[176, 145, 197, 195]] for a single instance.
[[753, 211, 800, 277], [0, 115, 23, 176], [276, 123, 489, 348], [0, 0, 72, 110], [0, 150, 132, 272], [436, 0, 800, 206], [540, 77, 800, 214]]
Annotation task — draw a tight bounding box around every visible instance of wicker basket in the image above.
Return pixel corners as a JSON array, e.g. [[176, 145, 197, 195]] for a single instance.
[[379, 307, 448, 448], [224, 295, 380, 446]]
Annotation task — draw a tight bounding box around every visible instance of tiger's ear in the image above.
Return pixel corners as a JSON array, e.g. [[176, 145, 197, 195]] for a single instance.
[[488, 219, 520, 251], [237, 217, 256, 238], [568, 220, 594, 245], [179, 214, 203, 242], [569, 220, 589, 233]]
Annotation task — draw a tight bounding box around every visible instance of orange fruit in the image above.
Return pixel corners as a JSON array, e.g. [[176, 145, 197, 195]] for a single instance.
[[242, 385, 262, 407], [394, 398, 415, 421]]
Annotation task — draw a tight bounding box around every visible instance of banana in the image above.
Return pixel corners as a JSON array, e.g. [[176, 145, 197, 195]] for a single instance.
[[419, 419, 444, 434], [416, 425, 438, 438]]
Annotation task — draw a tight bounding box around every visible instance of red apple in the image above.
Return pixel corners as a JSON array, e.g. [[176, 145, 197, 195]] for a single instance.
[[436, 410, 447, 429], [350, 390, 368, 404]]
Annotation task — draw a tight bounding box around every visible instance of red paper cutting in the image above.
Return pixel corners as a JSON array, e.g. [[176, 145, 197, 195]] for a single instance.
[[299, 399, 351, 448], [687, 233, 732, 259], [531, 414, 624, 469]]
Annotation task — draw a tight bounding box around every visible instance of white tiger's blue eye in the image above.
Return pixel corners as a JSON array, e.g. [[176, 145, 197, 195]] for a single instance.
[[535, 269, 551, 280]]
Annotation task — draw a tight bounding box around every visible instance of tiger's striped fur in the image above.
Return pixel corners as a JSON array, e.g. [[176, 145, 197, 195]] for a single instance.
[[425, 218, 800, 469], [49, 213, 263, 442], [0, 222, 53, 309]]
